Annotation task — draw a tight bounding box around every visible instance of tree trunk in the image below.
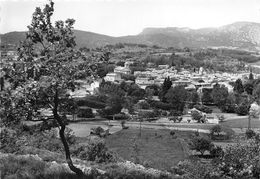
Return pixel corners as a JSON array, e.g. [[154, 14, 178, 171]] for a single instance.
[[248, 115, 251, 130], [53, 88, 84, 177]]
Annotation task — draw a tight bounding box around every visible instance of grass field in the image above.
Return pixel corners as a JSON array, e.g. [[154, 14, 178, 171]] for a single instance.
[[221, 117, 260, 128], [105, 128, 202, 171]]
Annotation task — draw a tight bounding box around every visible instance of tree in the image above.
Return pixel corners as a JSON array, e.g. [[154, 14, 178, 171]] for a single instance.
[[189, 136, 213, 155], [98, 95, 123, 120], [165, 85, 187, 113], [201, 88, 213, 105], [159, 76, 172, 102], [249, 72, 254, 80], [0, 1, 104, 175], [191, 110, 203, 123], [233, 78, 244, 94], [212, 83, 229, 110], [244, 82, 254, 95], [187, 91, 199, 108]]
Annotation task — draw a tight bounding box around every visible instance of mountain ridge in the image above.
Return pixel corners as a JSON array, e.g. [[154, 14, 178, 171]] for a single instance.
[[1, 21, 260, 51]]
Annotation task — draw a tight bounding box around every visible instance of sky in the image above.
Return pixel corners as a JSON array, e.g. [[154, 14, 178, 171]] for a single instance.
[[1, 0, 260, 37]]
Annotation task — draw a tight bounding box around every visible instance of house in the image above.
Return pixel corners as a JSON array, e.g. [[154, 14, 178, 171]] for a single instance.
[[104, 73, 121, 82], [114, 62, 131, 75]]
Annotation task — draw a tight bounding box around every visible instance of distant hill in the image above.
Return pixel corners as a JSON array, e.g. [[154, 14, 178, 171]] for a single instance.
[[1, 21, 260, 51]]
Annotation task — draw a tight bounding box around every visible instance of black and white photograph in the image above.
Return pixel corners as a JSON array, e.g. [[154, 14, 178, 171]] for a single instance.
[[1, 0, 260, 178]]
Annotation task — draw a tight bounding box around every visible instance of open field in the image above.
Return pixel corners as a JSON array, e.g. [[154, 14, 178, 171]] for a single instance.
[[105, 128, 202, 171], [221, 117, 260, 128]]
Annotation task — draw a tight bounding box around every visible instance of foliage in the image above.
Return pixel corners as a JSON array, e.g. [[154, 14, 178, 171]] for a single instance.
[[189, 136, 213, 155], [165, 85, 188, 112], [76, 97, 106, 109], [186, 91, 199, 108], [194, 104, 212, 113], [149, 100, 173, 110], [172, 159, 220, 179], [233, 78, 244, 94], [216, 114, 225, 122], [216, 139, 260, 178], [159, 77, 172, 102], [136, 100, 150, 110], [90, 126, 106, 137], [245, 129, 256, 139], [244, 82, 254, 95], [138, 111, 156, 121], [71, 138, 116, 163], [0, 128, 20, 153], [191, 110, 204, 123], [0, 1, 105, 175], [210, 125, 222, 136], [212, 83, 229, 108], [201, 88, 214, 105], [220, 94, 236, 113], [145, 84, 160, 96], [113, 113, 130, 120], [97, 95, 123, 119], [77, 108, 94, 118], [235, 102, 249, 115], [209, 145, 224, 158]]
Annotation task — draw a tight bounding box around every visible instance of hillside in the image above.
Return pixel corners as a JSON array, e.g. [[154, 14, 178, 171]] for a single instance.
[[1, 21, 260, 51]]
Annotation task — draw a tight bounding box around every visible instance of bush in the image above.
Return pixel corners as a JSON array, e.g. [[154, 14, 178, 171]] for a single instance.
[[0, 154, 47, 179], [172, 159, 219, 179], [150, 101, 173, 110], [169, 116, 182, 123], [72, 138, 116, 163], [210, 125, 222, 137], [191, 110, 204, 123], [217, 114, 225, 122], [113, 113, 129, 120], [169, 110, 182, 116], [215, 139, 260, 178], [76, 98, 105, 109], [210, 125, 234, 140], [194, 105, 212, 113], [136, 100, 150, 110], [0, 128, 19, 153], [235, 103, 249, 115], [189, 136, 213, 155], [77, 108, 94, 118], [209, 145, 223, 157], [245, 129, 256, 139]]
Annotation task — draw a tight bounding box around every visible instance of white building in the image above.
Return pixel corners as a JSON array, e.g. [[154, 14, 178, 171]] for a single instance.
[[114, 62, 131, 74], [104, 72, 121, 82]]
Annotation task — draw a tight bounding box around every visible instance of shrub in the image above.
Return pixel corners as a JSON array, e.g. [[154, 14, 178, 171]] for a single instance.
[[191, 110, 204, 123], [210, 125, 234, 140], [0, 154, 47, 179], [245, 129, 256, 139], [216, 139, 260, 178], [209, 145, 223, 158], [0, 128, 19, 153], [210, 125, 222, 136], [77, 108, 94, 118], [28, 129, 64, 152], [138, 111, 156, 121], [121, 120, 128, 129], [76, 98, 105, 109], [235, 103, 249, 115], [72, 138, 116, 163], [217, 114, 225, 122], [113, 113, 129, 120], [172, 159, 219, 179], [189, 136, 213, 155], [169, 110, 182, 116], [194, 104, 212, 113], [90, 126, 105, 136]]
